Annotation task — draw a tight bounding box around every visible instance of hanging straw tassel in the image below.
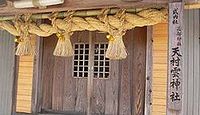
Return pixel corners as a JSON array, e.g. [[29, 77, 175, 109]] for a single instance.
[[53, 32, 73, 57], [15, 14, 36, 56], [106, 34, 127, 60], [15, 35, 35, 56]]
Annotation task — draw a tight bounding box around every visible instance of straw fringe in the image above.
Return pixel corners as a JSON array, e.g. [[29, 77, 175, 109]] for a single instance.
[[15, 36, 35, 56], [106, 35, 127, 60], [53, 32, 73, 57]]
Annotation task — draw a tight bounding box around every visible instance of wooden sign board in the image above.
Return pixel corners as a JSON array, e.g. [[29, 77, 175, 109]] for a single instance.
[[168, 2, 184, 111]]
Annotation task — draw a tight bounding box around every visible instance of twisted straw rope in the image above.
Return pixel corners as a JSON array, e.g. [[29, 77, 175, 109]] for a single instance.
[[0, 8, 167, 58], [0, 8, 167, 37]]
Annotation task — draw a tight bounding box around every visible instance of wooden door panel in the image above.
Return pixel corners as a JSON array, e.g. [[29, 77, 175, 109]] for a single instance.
[[62, 31, 89, 114], [132, 27, 147, 115], [118, 30, 133, 115], [42, 34, 56, 110], [104, 60, 120, 115], [91, 32, 107, 114], [52, 56, 65, 110], [41, 28, 147, 115]]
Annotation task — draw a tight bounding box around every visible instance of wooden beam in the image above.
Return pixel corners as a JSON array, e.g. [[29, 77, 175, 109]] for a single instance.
[[184, 3, 200, 9], [144, 26, 153, 115], [0, 8, 149, 21], [0, 0, 168, 16]]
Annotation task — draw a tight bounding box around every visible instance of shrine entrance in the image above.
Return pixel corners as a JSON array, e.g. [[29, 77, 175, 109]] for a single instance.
[[40, 27, 147, 115]]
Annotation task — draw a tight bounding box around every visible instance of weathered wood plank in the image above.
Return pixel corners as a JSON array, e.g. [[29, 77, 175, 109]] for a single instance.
[[0, 0, 169, 16], [167, 2, 184, 115], [193, 9, 199, 115], [0, 30, 15, 115], [187, 9, 194, 115], [91, 33, 106, 115], [118, 30, 132, 115], [62, 33, 77, 112], [32, 36, 44, 114], [132, 27, 147, 115], [41, 34, 56, 109], [91, 79, 106, 114], [145, 26, 153, 115], [52, 56, 65, 110], [105, 60, 120, 115], [73, 32, 88, 114], [74, 78, 87, 114]]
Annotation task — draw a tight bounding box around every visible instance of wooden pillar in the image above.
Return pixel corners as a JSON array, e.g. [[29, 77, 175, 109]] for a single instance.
[[167, 1, 184, 115], [144, 27, 153, 115], [31, 37, 43, 114]]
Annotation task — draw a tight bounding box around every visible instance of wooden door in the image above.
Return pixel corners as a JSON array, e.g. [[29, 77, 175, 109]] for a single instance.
[[41, 27, 147, 115]]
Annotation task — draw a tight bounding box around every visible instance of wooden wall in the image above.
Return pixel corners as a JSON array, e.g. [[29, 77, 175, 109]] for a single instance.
[[152, 23, 168, 115], [0, 30, 15, 115], [16, 56, 34, 113], [181, 9, 200, 115], [41, 28, 147, 115], [152, 9, 200, 115], [16, 38, 35, 113]]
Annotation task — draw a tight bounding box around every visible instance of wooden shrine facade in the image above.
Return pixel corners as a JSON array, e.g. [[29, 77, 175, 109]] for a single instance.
[[0, 0, 199, 115]]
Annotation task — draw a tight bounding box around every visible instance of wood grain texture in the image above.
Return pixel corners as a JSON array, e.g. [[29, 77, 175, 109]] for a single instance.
[[0, 30, 15, 115], [132, 27, 147, 115], [90, 33, 106, 115], [145, 26, 153, 115], [180, 9, 200, 115], [104, 60, 120, 115], [16, 36, 36, 113], [73, 32, 88, 114], [62, 33, 77, 111], [40, 29, 147, 115], [41, 34, 56, 110], [118, 30, 133, 115], [152, 23, 168, 115], [52, 56, 65, 110]]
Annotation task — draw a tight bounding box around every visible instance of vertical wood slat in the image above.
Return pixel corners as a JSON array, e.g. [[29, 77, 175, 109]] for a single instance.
[[91, 33, 106, 115], [118, 29, 133, 115], [62, 33, 77, 111], [16, 37, 36, 113], [193, 9, 199, 115], [183, 9, 189, 115], [52, 56, 65, 110], [132, 27, 147, 115], [145, 26, 153, 115], [152, 23, 168, 115], [187, 9, 194, 115], [32, 37, 44, 114], [87, 31, 94, 115], [63, 57, 76, 111], [73, 32, 88, 113], [182, 9, 200, 115], [41, 29, 147, 114], [168, 2, 184, 111], [41, 35, 55, 110], [104, 60, 119, 115], [16, 56, 34, 113], [167, 2, 184, 115], [0, 30, 15, 115]]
